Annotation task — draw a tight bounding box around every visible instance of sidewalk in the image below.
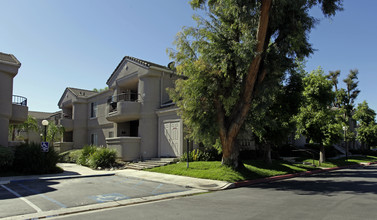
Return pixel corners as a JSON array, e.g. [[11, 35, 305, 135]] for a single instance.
[[0, 163, 233, 191]]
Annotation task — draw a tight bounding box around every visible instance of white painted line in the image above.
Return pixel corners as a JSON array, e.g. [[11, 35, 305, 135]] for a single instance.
[[1, 184, 42, 213]]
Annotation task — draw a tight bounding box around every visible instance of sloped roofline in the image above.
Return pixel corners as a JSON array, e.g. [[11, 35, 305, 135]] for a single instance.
[[106, 56, 172, 85], [0, 52, 21, 67]]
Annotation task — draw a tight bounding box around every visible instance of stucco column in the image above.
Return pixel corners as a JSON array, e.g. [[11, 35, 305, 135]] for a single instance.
[[0, 58, 20, 147], [72, 101, 88, 148], [138, 75, 160, 159]]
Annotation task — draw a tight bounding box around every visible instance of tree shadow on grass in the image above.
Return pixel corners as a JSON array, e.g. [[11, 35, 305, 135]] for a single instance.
[[237, 160, 319, 181]]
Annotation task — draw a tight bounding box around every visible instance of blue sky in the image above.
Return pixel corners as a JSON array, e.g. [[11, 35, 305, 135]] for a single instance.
[[1, 0, 376, 113]]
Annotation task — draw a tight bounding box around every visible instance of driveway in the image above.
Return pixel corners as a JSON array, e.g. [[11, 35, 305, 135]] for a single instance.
[[51, 164, 377, 220]]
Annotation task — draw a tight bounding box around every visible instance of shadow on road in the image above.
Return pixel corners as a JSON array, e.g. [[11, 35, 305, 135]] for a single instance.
[[248, 165, 377, 196]]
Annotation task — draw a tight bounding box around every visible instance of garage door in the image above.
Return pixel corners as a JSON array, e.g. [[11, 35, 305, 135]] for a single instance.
[[160, 121, 181, 157]]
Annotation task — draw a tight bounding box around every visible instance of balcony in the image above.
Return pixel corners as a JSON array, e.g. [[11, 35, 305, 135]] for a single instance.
[[10, 95, 28, 124], [59, 118, 73, 132], [106, 92, 141, 122], [106, 137, 141, 161]]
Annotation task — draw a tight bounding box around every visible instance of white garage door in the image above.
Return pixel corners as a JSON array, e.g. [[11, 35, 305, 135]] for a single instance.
[[161, 121, 181, 157]]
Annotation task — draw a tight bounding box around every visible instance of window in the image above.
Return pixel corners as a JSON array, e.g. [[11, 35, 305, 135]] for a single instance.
[[90, 102, 97, 118], [91, 133, 98, 146]]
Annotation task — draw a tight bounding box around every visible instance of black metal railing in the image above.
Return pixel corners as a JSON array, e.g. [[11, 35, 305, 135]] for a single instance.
[[12, 95, 27, 106], [107, 92, 141, 113]]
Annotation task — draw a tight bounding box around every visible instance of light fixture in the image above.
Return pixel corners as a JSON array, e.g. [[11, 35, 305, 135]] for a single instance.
[[42, 120, 49, 126]]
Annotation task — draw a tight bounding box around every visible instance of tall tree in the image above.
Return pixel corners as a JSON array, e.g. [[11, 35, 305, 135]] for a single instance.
[[353, 101, 377, 151], [294, 68, 342, 165], [169, 0, 343, 169], [247, 62, 304, 163], [327, 69, 360, 151]]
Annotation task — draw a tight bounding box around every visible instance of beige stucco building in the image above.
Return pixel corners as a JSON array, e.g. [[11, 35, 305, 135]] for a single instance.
[[57, 56, 184, 161], [0, 52, 28, 147]]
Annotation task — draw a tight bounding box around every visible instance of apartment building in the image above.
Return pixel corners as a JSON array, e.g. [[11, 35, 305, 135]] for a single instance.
[[57, 56, 183, 161], [0, 52, 28, 147]]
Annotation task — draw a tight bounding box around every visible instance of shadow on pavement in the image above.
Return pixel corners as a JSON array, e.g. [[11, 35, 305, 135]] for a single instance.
[[0, 179, 60, 200], [248, 165, 377, 196]]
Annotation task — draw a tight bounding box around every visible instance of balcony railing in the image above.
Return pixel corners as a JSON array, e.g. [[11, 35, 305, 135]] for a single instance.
[[107, 92, 141, 113], [12, 95, 27, 106]]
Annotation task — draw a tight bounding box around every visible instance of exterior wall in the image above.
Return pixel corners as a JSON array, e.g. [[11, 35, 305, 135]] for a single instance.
[[87, 90, 114, 147], [72, 101, 88, 148], [0, 57, 21, 147], [138, 74, 160, 159], [157, 107, 183, 157]]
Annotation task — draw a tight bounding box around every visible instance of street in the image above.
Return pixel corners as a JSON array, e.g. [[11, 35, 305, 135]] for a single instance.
[[51, 165, 377, 220]]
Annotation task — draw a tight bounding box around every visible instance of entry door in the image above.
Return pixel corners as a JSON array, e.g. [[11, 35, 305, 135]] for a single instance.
[[161, 121, 181, 157]]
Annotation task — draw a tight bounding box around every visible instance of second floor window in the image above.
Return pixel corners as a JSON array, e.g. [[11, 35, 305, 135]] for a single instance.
[[91, 102, 97, 118]]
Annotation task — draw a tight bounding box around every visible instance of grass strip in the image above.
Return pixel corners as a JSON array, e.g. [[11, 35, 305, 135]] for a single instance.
[[147, 155, 377, 182]]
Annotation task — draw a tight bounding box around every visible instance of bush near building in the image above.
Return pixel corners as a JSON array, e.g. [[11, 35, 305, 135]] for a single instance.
[[59, 145, 117, 169], [0, 143, 61, 175]]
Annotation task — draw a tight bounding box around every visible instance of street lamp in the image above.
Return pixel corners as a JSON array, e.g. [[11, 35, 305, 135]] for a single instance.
[[343, 126, 348, 161], [42, 120, 49, 142]]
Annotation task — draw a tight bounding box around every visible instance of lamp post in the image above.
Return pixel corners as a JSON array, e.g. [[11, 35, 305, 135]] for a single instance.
[[343, 126, 348, 161], [42, 120, 49, 142]]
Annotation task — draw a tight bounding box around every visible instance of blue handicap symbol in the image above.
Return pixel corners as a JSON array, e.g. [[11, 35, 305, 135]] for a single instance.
[[91, 193, 130, 203], [41, 142, 49, 152]]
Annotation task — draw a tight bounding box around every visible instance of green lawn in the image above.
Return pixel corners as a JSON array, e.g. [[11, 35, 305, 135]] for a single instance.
[[147, 160, 318, 182], [302, 155, 377, 168], [147, 156, 377, 182]]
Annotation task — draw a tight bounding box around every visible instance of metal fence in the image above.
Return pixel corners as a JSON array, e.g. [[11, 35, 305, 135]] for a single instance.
[[12, 95, 27, 106]]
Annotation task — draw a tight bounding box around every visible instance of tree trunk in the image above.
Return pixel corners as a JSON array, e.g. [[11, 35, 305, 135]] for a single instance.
[[264, 142, 272, 164], [218, 0, 272, 170], [221, 138, 242, 169], [11, 127, 16, 141], [319, 144, 325, 166]]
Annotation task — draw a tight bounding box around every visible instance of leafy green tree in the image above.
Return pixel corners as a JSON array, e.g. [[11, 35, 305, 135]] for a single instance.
[[247, 62, 304, 163], [353, 101, 377, 151], [169, 0, 343, 169], [294, 68, 342, 165], [327, 69, 360, 152], [46, 122, 65, 143], [93, 87, 109, 92], [9, 115, 39, 143]]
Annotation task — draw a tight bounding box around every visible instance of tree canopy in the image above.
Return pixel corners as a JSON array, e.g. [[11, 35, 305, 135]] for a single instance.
[[294, 68, 342, 164], [169, 0, 343, 169]]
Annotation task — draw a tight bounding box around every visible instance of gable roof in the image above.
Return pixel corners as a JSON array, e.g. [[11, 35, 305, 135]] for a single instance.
[[0, 52, 21, 66], [29, 111, 61, 120], [67, 87, 98, 98], [106, 56, 171, 85]]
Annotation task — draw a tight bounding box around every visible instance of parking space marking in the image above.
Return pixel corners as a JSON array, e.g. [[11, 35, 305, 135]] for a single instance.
[[151, 183, 164, 195], [90, 193, 130, 203], [17, 183, 67, 208], [133, 180, 145, 188], [1, 184, 42, 213]]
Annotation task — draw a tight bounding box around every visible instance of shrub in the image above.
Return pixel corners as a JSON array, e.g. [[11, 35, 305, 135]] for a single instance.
[[87, 148, 117, 169], [77, 145, 97, 166], [12, 143, 60, 174], [180, 148, 220, 162], [0, 146, 14, 171], [59, 149, 82, 163]]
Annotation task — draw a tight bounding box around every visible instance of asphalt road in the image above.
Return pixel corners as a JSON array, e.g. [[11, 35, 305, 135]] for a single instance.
[[53, 164, 377, 220], [0, 175, 191, 219]]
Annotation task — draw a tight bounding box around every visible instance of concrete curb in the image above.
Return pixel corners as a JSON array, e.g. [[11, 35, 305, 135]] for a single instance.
[[233, 163, 373, 188]]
